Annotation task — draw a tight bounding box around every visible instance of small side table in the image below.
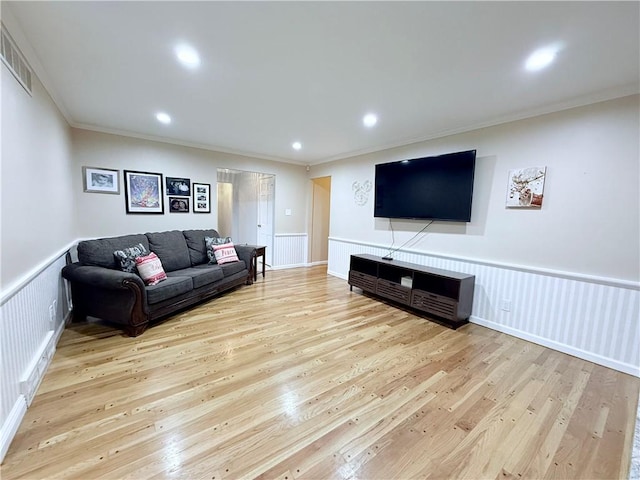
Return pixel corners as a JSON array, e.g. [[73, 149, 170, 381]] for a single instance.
[[247, 245, 266, 281]]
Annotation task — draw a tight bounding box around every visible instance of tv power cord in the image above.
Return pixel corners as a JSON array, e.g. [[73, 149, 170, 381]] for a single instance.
[[382, 220, 433, 260]]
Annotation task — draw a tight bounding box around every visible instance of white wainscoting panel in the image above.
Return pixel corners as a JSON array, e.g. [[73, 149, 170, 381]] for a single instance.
[[328, 237, 639, 377], [272, 234, 308, 269], [0, 253, 70, 462]]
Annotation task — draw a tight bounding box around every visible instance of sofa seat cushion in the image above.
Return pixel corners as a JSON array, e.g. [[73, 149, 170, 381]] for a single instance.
[[183, 229, 220, 266], [218, 260, 247, 277], [146, 276, 193, 305], [168, 266, 224, 289], [146, 230, 191, 272], [79, 234, 150, 269]]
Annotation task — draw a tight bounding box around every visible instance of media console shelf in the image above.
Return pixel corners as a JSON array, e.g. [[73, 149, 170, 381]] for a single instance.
[[349, 254, 475, 327]]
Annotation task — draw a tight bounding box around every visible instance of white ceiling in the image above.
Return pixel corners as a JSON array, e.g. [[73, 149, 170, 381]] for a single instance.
[[5, 1, 639, 165]]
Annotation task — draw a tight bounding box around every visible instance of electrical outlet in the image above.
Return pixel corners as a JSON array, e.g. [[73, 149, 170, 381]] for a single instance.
[[49, 304, 55, 323], [501, 299, 512, 312]]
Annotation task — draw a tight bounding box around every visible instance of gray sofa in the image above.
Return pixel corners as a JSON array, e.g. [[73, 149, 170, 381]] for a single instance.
[[62, 229, 255, 336]]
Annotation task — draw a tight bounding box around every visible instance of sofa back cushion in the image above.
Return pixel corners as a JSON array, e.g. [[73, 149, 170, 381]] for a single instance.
[[146, 230, 191, 272], [78, 234, 150, 269], [182, 229, 220, 266]]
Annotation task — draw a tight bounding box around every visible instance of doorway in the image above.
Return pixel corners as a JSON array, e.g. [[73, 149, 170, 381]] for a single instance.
[[310, 176, 331, 265], [217, 169, 275, 270]]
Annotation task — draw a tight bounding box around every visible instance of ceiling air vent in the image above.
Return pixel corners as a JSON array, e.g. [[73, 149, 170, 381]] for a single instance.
[[1, 23, 33, 95]]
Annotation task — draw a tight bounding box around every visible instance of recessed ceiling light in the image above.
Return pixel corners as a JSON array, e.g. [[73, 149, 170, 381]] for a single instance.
[[363, 113, 378, 128], [156, 112, 171, 124], [175, 44, 200, 69], [292, 141, 302, 150], [525, 47, 557, 72]]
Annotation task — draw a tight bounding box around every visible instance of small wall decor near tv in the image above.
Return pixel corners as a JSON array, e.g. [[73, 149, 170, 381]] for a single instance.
[[374, 149, 476, 222]]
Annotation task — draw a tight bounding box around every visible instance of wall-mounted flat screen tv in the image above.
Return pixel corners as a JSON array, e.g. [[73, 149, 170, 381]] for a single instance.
[[374, 149, 476, 222]]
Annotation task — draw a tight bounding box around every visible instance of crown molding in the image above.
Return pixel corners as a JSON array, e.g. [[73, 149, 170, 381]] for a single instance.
[[310, 85, 640, 166], [69, 121, 308, 167]]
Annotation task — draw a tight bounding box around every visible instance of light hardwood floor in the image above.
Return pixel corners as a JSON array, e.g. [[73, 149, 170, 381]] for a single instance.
[[2, 266, 638, 479]]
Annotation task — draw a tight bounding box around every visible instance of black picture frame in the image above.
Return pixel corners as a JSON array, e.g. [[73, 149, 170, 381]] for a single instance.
[[166, 177, 191, 196], [169, 196, 190, 213], [124, 170, 164, 214], [193, 183, 211, 213]]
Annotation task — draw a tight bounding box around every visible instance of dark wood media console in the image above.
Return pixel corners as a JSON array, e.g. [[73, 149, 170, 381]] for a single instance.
[[348, 254, 475, 327]]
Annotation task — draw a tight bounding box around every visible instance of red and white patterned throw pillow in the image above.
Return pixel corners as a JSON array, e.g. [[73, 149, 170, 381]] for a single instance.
[[213, 242, 239, 264], [135, 252, 168, 286]]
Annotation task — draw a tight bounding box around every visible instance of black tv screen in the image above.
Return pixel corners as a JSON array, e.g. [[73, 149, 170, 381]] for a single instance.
[[374, 150, 476, 222]]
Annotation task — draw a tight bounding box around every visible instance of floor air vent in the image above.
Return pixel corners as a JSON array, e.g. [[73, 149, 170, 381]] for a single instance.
[[1, 23, 32, 95]]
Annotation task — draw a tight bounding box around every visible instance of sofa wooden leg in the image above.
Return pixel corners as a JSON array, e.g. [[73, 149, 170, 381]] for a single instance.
[[125, 323, 148, 337]]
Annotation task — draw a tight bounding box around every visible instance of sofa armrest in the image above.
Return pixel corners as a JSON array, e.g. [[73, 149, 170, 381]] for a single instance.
[[62, 263, 146, 291], [62, 263, 150, 332], [234, 245, 256, 281]]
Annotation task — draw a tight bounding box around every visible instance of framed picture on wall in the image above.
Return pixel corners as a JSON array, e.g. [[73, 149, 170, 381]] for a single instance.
[[193, 183, 211, 213], [506, 166, 547, 208], [82, 166, 120, 194], [124, 170, 164, 214], [166, 177, 191, 196], [169, 196, 190, 213]]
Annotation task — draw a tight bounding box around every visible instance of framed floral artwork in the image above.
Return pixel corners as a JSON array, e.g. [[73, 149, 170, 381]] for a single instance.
[[82, 166, 119, 194], [193, 183, 211, 213], [124, 170, 164, 214], [506, 166, 547, 208]]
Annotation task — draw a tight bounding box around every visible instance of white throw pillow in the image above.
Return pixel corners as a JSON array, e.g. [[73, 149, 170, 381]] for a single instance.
[[135, 252, 168, 286], [213, 242, 239, 265]]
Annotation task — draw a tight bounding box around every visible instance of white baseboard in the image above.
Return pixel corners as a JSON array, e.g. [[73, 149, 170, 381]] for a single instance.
[[308, 260, 328, 267], [2, 314, 69, 463], [0, 397, 27, 463], [271, 263, 308, 270], [328, 270, 347, 280], [271, 261, 328, 271], [470, 316, 640, 377]]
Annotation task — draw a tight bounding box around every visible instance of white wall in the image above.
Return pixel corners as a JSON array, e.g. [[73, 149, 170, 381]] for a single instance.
[[1, 40, 74, 460], [311, 95, 640, 283], [1, 64, 75, 290], [71, 129, 308, 239]]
